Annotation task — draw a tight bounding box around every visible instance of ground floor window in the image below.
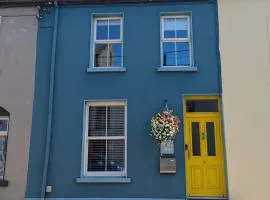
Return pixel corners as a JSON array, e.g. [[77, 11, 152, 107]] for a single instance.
[[0, 107, 9, 181], [84, 101, 127, 177]]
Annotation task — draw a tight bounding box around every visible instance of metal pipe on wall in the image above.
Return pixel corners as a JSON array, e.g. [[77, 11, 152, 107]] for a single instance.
[[41, 1, 58, 199]]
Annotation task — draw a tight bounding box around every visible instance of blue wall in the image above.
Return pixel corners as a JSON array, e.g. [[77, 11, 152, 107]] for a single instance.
[[26, 1, 220, 199]]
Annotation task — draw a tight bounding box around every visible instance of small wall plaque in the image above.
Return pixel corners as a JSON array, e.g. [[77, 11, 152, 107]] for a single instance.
[[160, 140, 174, 156], [160, 157, 176, 174]]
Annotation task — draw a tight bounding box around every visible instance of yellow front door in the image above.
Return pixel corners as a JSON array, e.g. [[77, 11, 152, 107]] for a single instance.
[[184, 96, 226, 197]]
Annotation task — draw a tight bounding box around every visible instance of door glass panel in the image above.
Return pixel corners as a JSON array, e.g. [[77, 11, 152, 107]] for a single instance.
[[186, 99, 219, 112], [206, 122, 216, 156], [191, 122, 200, 156]]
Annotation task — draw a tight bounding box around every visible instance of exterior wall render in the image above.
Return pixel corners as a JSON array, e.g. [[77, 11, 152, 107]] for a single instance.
[[218, 0, 270, 199], [0, 7, 38, 200]]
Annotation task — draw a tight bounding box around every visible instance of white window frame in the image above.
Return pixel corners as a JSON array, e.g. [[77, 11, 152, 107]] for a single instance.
[[92, 16, 124, 68], [84, 101, 127, 177], [160, 15, 192, 67]]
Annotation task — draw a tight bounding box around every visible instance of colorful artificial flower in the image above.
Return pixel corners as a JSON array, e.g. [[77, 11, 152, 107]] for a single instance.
[[150, 108, 180, 143]]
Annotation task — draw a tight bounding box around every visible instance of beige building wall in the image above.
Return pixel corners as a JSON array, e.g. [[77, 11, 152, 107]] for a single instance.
[[218, 0, 270, 199], [0, 7, 37, 200]]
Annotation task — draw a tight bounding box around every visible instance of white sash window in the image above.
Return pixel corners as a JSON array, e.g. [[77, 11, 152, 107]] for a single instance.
[[84, 101, 127, 177]]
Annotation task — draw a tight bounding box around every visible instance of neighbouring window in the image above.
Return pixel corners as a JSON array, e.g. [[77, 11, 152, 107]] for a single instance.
[[161, 15, 192, 67], [85, 101, 126, 176], [93, 16, 123, 67], [0, 107, 9, 181]]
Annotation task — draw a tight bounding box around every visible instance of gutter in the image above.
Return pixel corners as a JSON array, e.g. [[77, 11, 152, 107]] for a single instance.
[[0, 0, 216, 7], [41, 1, 59, 199]]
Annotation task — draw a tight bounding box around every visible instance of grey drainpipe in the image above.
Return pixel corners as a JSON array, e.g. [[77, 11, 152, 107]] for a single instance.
[[41, 1, 59, 199]]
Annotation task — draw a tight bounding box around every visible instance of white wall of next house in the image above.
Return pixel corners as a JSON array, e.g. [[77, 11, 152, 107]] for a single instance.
[[218, 0, 270, 200], [0, 7, 38, 200]]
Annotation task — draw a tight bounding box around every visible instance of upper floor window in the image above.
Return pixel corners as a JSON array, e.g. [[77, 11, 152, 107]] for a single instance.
[[85, 101, 127, 177], [93, 17, 123, 68], [161, 15, 192, 67]]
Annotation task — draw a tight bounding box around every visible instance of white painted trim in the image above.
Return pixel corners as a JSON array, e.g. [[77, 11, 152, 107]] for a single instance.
[[76, 177, 131, 183], [0, 132, 8, 136], [88, 136, 125, 140], [160, 15, 192, 67], [86, 101, 126, 107], [83, 101, 127, 177], [92, 16, 123, 68]]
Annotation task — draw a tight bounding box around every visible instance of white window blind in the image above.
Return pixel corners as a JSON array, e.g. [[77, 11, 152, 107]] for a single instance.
[[85, 101, 126, 176]]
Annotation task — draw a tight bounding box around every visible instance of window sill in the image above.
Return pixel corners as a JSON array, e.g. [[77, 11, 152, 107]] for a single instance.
[[157, 66, 197, 72], [87, 67, 126, 73], [76, 177, 131, 183], [0, 180, 9, 187]]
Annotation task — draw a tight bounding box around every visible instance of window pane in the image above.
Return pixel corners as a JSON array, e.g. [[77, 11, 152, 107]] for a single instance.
[[88, 140, 106, 171], [0, 120, 8, 132], [108, 43, 122, 67], [96, 20, 108, 40], [107, 106, 125, 136], [0, 136, 7, 179], [95, 44, 108, 67], [176, 42, 190, 66], [107, 139, 125, 172], [191, 122, 201, 156], [88, 106, 106, 136], [163, 42, 176, 66], [206, 122, 216, 156], [176, 18, 188, 38], [186, 100, 219, 112], [109, 19, 121, 40], [164, 18, 175, 38]]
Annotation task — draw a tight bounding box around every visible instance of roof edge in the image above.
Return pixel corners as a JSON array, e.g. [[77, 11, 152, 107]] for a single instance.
[[0, 0, 215, 8]]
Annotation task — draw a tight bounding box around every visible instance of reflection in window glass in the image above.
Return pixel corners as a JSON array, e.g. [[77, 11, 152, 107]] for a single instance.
[[186, 100, 219, 112], [109, 19, 121, 40], [176, 42, 190, 66], [206, 122, 216, 156], [176, 18, 188, 38], [192, 122, 201, 156], [95, 44, 108, 67], [163, 42, 176, 66], [96, 20, 108, 40], [94, 17, 123, 67], [0, 120, 8, 132], [108, 43, 122, 67], [164, 18, 175, 38], [95, 43, 123, 67]]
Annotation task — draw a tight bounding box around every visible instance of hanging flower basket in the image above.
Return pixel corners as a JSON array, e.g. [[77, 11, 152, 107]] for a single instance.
[[150, 106, 180, 144]]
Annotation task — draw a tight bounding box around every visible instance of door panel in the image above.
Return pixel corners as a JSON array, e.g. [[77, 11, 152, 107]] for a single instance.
[[186, 117, 226, 197], [186, 119, 205, 195]]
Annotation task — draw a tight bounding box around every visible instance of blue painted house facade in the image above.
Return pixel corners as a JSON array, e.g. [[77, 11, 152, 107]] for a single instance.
[[26, 0, 227, 199]]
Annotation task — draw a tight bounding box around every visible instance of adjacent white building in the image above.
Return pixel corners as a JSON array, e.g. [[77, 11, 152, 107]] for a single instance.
[[0, 7, 37, 200], [218, 0, 270, 199]]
